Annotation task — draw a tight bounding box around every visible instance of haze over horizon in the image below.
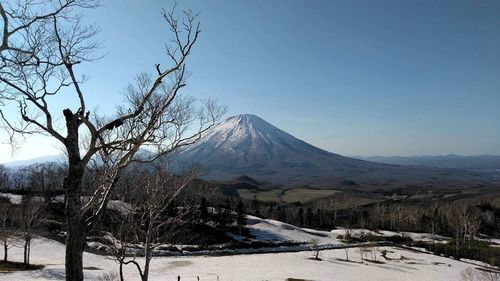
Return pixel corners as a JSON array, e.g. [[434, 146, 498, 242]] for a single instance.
[[2, 113, 500, 165], [1, 0, 499, 163]]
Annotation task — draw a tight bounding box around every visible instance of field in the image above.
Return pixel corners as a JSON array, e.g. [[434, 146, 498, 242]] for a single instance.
[[2, 237, 493, 281], [237, 188, 339, 203], [2, 213, 499, 280]]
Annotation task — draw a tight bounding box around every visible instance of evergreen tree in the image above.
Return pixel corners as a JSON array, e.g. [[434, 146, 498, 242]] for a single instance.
[[306, 208, 314, 227], [297, 208, 304, 227], [267, 204, 275, 219], [225, 198, 232, 210], [198, 197, 209, 223], [277, 206, 287, 222], [316, 208, 322, 227], [251, 195, 261, 217], [218, 199, 234, 227], [236, 200, 247, 235]]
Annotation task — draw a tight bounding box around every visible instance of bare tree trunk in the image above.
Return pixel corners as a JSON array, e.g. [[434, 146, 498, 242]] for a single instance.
[[63, 114, 87, 281], [65, 197, 85, 280], [64, 177, 85, 281], [119, 261, 124, 281], [63, 162, 85, 280], [27, 241, 30, 265], [142, 230, 152, 281], [3, 241, 7, 262], [23, 240, 28, 265]]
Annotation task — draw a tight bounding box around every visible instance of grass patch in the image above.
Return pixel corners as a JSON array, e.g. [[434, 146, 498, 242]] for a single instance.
[[238, 188, 338, 203], [0, 261, 44, 273], [411, 239, 500, 267], [340, 233, 413, 244]]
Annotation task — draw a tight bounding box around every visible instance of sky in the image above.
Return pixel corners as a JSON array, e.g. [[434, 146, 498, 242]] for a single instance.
[[1, 0, 500, 163]]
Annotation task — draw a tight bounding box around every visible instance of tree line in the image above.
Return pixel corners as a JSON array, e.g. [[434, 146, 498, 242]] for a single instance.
[[0, 162, 249, 281]]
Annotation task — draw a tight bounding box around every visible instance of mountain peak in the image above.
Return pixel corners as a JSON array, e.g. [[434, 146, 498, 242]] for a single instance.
[[227, 113, 262, 121], [177, 113, 343, 185], [224, 114, 269, 129]]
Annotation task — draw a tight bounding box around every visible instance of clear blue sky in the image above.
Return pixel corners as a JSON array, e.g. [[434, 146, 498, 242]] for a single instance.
[[1, 0, 500, 162]]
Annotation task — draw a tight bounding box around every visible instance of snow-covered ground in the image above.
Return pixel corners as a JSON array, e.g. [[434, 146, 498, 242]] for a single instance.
[[2, 237, 494, 281], [1, 200, 498, 280], [331, 228, 451, 243], [0, 193, 23, 204], [245, 215, 340, 246]]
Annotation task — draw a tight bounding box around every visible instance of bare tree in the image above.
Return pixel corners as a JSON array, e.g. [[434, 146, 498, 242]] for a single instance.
[[24, 162, 65, 200], [460, 267, 500, 281], [358, 247, 365, 264], [111, 166, 198, 281], [371, 247, 379, 262], [343, 247, 350, 261], [386, 203, 408, 232], [108, 210, 134, 281], [15, 197, 45, 265], [404, 206, 423, 232], [373, 203, 387, 229], [444, 203, 482, 254], [0, 168, 11, 262], [310, 238, 321, 260], [0, 164, 8, 191], [477, 270, 500, 281], [427, 203, 440, 247], [0, 2, 224, 280], [0, 202, 13, 262], [460, 268, 476, 281], [463, 207, 481, 250]]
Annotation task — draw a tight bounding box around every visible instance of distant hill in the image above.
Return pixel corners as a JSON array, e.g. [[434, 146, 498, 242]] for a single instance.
[[357, 155, 500, 171], [2, 155, 64, 168], [176, 114, 493, 187]]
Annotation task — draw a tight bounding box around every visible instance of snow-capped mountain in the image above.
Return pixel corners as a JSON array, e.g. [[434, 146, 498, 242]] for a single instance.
[[177, 114, 488, 187], [180, 114, 339, 165]]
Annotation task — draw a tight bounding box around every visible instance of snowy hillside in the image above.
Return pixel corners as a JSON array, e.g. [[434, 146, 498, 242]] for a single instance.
[[244, 215, 340, 246]]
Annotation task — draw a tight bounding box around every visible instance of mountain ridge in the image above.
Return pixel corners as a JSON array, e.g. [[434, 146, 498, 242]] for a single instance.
[[176, 114, 493, 187], [356, 155, 500, 170]]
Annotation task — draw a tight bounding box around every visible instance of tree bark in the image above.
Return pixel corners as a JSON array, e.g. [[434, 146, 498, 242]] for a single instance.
[[143, 231, 151, 281], [27, 240, 30, 265], [64, 165, 85, 281], [119, 261, 124, 281], [63, 113, 86, 281], [23, 240, 27, 265], [3, 241, 7, 262]]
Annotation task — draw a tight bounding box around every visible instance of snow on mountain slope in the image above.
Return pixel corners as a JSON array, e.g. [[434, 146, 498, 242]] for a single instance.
[[180, 114, 336, 165], [177, 114, 486, 187]]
